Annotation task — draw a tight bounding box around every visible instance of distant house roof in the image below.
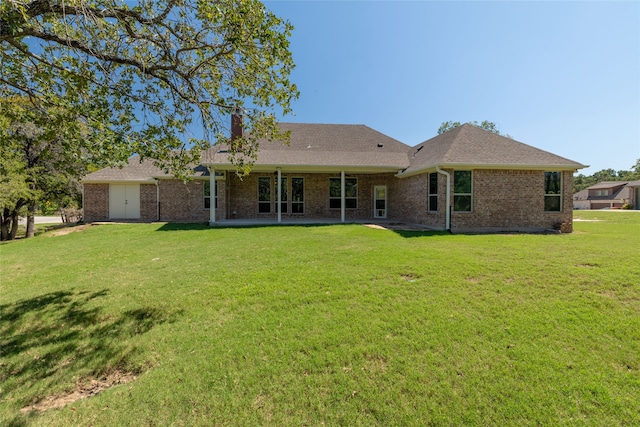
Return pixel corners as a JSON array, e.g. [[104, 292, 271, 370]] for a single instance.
[[573, 189, 589, 201], [202, 123, 411, 172], [587, 181, 629, 190], [399, 124, 587, 177], [628, 180, 640, 187]]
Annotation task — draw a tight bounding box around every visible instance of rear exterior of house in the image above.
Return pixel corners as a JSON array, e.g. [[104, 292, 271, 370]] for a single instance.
[[82, 123, 586, 233]]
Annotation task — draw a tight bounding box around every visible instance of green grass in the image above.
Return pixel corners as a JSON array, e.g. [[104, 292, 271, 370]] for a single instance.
[[1, 211, 639, 426]]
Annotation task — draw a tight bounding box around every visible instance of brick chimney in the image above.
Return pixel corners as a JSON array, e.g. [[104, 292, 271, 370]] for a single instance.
[[231, 108, 243, 141]]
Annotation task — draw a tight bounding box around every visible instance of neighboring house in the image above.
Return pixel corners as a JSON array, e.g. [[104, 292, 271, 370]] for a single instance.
[[82, 122, 587, 232], [573, 181, 640, 210], [572, 189, 590, 210]]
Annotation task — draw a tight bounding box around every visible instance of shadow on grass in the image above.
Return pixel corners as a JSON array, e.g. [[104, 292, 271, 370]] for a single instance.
[[154, 222, 451, 237], [0, 289, 180, 412], [155, 222, 343, 232]]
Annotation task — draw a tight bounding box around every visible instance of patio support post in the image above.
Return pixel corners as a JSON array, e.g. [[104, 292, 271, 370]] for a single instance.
[[209, 166, 216, 225], [341, 170, 346, 223], [436, 166, 451, 232], [277, 168, 282, 223]]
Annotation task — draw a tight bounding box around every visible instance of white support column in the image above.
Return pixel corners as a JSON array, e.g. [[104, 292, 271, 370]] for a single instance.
[[436, 166, 450, 232], [277, 168, 282, 224], [341, 170, 346, 223], [209, 167, 216, 224]]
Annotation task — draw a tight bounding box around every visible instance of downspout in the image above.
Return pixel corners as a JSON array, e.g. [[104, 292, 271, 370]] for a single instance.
[[435, 166, 451, 232], [81, 183, 85, 222], [277, 168, 282, 224], [208, 167, 216, 224]]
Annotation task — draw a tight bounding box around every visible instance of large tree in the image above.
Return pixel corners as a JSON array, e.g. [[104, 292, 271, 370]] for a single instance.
[[0, 98, 88, 240], [1, 0, 299, 177]]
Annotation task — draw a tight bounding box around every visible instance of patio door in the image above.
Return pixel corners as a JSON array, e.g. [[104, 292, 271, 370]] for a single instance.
[[109, 184, 140, 219], [374, 185, 387, 219]]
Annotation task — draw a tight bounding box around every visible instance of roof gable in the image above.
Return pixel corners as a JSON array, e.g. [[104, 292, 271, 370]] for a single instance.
[[401, 124, 586, 176]]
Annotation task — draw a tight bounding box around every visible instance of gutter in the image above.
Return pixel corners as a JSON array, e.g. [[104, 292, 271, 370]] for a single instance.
[[435, 166, 451, 232]]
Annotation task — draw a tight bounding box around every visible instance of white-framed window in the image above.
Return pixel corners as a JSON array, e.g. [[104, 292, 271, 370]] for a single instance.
[[453, 170, 472, 212], [258, 176, 271, 213], [544, 171, 562, 212], [291, 177, 304, 213], [204, 180, 217, 209], [428, 172, 438, 212], [329, 177, 357, 209]]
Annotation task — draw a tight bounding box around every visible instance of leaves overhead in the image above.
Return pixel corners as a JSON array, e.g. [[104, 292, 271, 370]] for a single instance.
[[0, 0, 299, 177], [438, 120, 512, 138]]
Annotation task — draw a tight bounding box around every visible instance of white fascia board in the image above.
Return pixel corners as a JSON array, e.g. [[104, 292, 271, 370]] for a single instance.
[[81, 179, 157, 184], [205, 163, 404, 174], [397, 163, 588, 178]]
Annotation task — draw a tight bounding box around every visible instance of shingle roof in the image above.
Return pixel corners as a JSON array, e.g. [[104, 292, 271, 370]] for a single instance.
[[83, 122, 587, 182], [400, 124, 586, 177], [587, 181, 630, 190], [82, 156, 208, 182], [573, 189, 589, 200], [202, 123, 411, 170]]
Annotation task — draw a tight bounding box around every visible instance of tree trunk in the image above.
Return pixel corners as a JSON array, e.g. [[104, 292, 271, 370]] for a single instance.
[[9, 210, 20, 240], [26, 200, 36, 238], [0, 208, 10, 241]]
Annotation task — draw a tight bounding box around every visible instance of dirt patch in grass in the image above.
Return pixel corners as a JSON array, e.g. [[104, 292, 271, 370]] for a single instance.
[[364, 223, 432, 231], [46, 224, 92, 237], [20, 370, 136, 413]]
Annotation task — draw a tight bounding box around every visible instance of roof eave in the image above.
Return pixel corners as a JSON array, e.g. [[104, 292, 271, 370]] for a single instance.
[[202, 162, 407, 174], [81, 178, 158, 184], [397, 162, 589, 178]]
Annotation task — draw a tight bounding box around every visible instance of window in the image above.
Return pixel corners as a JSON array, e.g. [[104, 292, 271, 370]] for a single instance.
[[329, 177, 357, 209], [453, 170, 472, 212], [544, 171, 562, 212], [258, 177, 271, 213], [291, 177, 304, 213], [595, 189, 609, 196], [428, 173, 438, 212], [278, 177, 288, 213], [204, 180, 217, 209]]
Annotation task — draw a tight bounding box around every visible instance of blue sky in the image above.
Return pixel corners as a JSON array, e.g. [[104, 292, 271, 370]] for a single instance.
[[265, 1, 640, 175]]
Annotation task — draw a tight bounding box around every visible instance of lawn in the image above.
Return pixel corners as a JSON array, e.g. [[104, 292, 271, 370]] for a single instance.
[[1, 211, 638, 426]]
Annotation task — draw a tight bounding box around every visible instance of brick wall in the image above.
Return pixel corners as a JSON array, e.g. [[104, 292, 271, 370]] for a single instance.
[[388, 173, 445, 228], [85, 169, 575, 232], [83, 184, 109, 221], [158, 178, 225, 222], [227, 172, 396, 220], [139, 184, 158, 221], [392, 169, 574, 232]]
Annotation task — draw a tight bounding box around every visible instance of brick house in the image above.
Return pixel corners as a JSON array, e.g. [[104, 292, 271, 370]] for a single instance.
[[82, 123, 586, 232], [573, 181, 640, 210]]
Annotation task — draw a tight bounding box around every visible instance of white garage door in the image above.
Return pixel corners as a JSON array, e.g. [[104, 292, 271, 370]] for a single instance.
[[109, 184, 140, 219]]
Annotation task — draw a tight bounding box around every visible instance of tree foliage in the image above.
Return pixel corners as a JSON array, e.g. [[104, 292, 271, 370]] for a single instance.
[[1, 0, 299, 177], [0, 97, 87, 240], [438, 120, 512, 138]]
